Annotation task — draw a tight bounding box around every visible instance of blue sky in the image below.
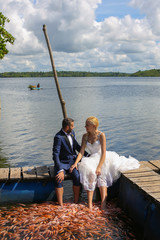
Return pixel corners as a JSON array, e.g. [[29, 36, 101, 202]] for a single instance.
[[1, 0, 160, 73], [96, 0, 144, 20]]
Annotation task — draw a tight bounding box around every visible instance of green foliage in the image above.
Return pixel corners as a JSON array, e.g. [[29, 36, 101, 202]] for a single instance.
[[0, 71, 130, 78], [0, 12, 15, 59], [57, 71, 130, 77], [0, 69, 160, 78], [131, 69, 160, 77]]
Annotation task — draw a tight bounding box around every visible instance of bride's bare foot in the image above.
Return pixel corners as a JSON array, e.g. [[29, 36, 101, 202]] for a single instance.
[[88, 203, 93, 211]]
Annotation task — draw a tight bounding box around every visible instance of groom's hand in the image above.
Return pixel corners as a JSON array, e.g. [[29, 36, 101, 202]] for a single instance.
[[56, 171, 64, 183]]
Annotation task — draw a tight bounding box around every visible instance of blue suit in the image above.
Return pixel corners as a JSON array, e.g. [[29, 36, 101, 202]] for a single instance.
[[53, 129, 83, 187]]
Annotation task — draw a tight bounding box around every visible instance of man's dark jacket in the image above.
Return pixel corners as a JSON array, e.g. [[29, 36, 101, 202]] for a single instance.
[[53, 129, 83, 171]]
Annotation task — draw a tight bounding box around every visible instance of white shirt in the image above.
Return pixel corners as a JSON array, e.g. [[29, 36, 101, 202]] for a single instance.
[[58, 130, 73, 173], [62, 129, 73, 149], [67, 133, 73, 149]]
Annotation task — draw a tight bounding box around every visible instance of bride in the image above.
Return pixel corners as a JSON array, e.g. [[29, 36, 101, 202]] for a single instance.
[[69, 116, 140, 210]]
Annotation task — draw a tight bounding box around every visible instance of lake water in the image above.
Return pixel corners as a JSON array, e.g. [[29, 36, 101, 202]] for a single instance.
[[0, 76, 160, 168]]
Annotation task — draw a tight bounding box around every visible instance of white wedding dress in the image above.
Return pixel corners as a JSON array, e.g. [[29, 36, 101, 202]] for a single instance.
[[78, 136, 140, 191]]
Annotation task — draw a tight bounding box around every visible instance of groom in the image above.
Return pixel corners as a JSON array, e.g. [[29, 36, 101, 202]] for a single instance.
[[53, 118, 88, 207]]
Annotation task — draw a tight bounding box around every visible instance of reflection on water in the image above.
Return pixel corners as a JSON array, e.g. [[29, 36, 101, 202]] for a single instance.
[[0, 142, 9, 168]]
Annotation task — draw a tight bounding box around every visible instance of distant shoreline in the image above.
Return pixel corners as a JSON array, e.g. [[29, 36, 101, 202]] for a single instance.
[[0, 69, 160, 78]]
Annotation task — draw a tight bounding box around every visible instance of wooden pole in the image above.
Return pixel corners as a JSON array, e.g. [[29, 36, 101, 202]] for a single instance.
[[43, 24, 67, 118]]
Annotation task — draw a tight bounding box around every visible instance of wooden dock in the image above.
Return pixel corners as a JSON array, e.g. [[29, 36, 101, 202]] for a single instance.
[[119, 160, 160, 240], [0, 165, 70, 182]]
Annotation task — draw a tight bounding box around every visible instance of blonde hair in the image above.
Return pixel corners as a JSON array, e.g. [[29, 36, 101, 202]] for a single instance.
[[86, 116, 99, 129]]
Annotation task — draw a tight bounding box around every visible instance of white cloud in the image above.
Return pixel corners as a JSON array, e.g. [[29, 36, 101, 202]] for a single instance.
[[1, 0, 160, 73], [130, 0, 160, 35]]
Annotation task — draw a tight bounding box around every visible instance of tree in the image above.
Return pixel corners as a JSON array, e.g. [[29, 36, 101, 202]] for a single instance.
[[0, 12, 15, 59]]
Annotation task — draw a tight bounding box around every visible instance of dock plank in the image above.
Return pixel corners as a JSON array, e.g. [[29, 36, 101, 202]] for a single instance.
[[22, 166, 37, 179], [128, 175, 160, 182], [141, 185, 160, 193], [10, 168, 21, 180], [141, 161, 159, 172], [36, 166, 50, 179], [148, 192, 160, 201], [121, 160, 160, 207], [0, 168, 9, 180], [134, 180, 160, 187], [149, 160, 160, 170], [122, 163, 152, 174], [122, 160, 160, 206], [123, 171, 157, 178]]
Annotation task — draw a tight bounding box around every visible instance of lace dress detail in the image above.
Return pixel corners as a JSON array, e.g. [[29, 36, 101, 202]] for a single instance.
[[78, 134, 140, 191]]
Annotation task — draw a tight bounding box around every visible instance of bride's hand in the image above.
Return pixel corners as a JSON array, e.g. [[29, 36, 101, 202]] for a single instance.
[[69, 163, 77, 173], [96, 167, 101, 176]]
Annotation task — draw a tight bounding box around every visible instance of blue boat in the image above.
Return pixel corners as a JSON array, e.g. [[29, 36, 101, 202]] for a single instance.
[[0, 166, 58, 204], [28, 84, 42, 90], [31, 87, 41, 90]]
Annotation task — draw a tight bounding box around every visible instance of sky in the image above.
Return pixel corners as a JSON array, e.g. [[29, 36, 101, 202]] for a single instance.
[[1, 0, 160, 73]]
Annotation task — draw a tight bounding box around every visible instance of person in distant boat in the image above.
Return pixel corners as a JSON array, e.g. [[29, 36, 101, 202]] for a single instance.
[[70, 116, 140, 210], [53, 118, 89, 207], [37, 83, 40, 88]]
